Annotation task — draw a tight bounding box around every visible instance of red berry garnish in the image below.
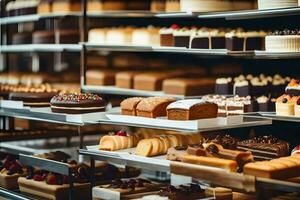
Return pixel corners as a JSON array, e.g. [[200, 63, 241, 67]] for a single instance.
[[46, 174, 57, 185], [282, 98, 288, 103], [116, 130, 126, 136], [297, 98, 300, 105], [33, 174, 44, 181], [171, 24, 179, 30]]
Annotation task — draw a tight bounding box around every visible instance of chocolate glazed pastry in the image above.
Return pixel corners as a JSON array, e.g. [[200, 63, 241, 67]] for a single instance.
[[9, 92, 58, 107], [50, 93, 106, 114]]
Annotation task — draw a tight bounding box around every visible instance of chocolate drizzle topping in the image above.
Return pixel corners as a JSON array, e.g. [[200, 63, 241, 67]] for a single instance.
[[52, 93, 102, 102]]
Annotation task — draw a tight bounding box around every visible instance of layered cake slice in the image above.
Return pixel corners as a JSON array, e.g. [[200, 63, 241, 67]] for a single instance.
[[237, 135, 290, 161], [276, 94, 296, 116], [159, 24, 180, 47]]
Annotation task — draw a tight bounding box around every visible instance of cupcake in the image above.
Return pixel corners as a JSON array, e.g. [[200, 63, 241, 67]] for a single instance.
[[256, 96, 270, 112], [276, 94, 296, 116]]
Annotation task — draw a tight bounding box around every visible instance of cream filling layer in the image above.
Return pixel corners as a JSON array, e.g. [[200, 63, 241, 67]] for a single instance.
[[50, 105, 105, 110]]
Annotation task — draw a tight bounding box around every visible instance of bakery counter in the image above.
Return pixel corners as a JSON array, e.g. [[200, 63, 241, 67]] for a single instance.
[[79, 147, 300, 193], [0, 44, 82, 53], [0, 187, 33, 200]]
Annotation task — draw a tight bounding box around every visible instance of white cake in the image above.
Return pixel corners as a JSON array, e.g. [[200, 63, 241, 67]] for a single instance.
[[257, 0, 298, 10], [88, 28, 107, 44], [131, 27, 160, 46], [106, 27, 133, 45], [265, 35, 300, 52]]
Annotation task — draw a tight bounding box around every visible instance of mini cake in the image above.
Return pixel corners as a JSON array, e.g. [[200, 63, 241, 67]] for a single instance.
[[99, 130, 141, 151], [158, 184, 205, 200], [120, 97, 145, 116], [56, 29, 79, 44], [12, 32, 33, 45], [180, 0, 234, 12], [257, 0, 298, 10], [92, 178, 161, 200], [50, 93, 106, 114], [276, 94, 296, 116], [151, 0, 166, 12], [266, 30, 300, 52], [88, 28, 107, 44], [237, 135, 289, 161], [9, 92, 58, 107], [131, 27, 160, 46], [87, 0, 127, 11], [38, 0, 53, 14], [256, 96, 270, 112], [52, 0, 81, 13], [106, 27, 133, 45], [159, 24, 179, 47], [33, 31, 55, 44], [0, 155, 26, 190], [215, 77, 233, 95], [173, 27, 193, 48], [162, 78, 215, 96], [190, 28, 226, 49], [226, 30, 266, 51], [86, 70, 115, 86], [165, 0, 180, 12], [136, 97, 176, 118], [167, 99, 218, 120], [233, 80, 250, 97], [285, 79, 300, 96]]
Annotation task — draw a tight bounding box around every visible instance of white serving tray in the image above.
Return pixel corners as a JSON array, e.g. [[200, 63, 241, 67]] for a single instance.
[[0, 100, 30, 110], [30, 107, 120, 123], [106, 114, 243, 131]]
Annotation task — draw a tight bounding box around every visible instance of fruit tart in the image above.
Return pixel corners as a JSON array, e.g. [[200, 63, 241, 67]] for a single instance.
[[0, 155, 27, 189], [276, 94, 296, 116], [18, 161, 92, 200]]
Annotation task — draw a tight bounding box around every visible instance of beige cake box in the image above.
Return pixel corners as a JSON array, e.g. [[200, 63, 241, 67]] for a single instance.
[[18, 177, 91, 200]]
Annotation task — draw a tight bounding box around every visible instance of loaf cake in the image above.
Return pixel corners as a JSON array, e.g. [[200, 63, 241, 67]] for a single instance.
[[120, 97, 145, 116], [56, 29, 80, 44], [12, 32, 32, 45], [151, 0, 166, 12], [131, 27, 160, 46], [106, 27, 133, 45], [38, 0, 53, 14], [244, 156, 300, 179], [87, 0, 127, 11], [86, 70, 115, 86], [166, 99, 218, 120], [50, 93, 106, 114], [52, 0, 81, 13], [33, 31, 55, 44], [265, 30, 300, 52], [162, 78, 215, 96], [237, 135, 289, 161], [88, 28, 107, 44], [165, 0, 180, 12], [115, 71, 140, 89], [136, 97, 175, 118]]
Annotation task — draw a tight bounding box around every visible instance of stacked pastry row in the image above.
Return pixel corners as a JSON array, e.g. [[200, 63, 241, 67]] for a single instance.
[[120, 97, 218, 120], [93, 179, 235, 200], [12, 29, 79, 45], [86, 69, 216, 95], [265, 29, 300, 52], [216, 74, 290, 97]]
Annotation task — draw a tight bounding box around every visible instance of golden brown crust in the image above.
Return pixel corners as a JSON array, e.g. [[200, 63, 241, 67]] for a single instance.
[[120, 97, 145, 116], [136, 97, 175, 115], [86, 70, 116, 86]]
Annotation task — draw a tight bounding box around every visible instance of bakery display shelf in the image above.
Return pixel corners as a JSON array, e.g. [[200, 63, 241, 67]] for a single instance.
[[87, 10, 160, 18], [79, 147, 300, 193], [0, 187, 33, 200], [97, 115, 272, 133], [0, 12, 81, 25], [81, 85, 203, 100], [0, 44, 82, 53], [258, 112, 300, 123], [254, 51, 300, 59]]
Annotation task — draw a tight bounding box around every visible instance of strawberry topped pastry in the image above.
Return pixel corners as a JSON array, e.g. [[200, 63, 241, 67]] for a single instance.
[[276, 94, 297, 116], [0, 154, 26, 189], [50, 93, 106, 114]]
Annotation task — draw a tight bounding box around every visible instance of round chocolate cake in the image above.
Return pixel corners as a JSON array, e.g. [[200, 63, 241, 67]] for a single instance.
[[50, 93, 106, 114], [9, 92, 58, 107]]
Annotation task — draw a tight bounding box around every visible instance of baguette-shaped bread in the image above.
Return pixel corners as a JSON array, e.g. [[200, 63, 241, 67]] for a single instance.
[[99, 135, 139, 151], [135, 134, 202, 157], [182, 155, 238, 172], [243, 156, 300, 179]]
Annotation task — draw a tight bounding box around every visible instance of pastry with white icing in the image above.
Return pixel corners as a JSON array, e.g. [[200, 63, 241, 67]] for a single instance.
[[166, 99, 218, 120]]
